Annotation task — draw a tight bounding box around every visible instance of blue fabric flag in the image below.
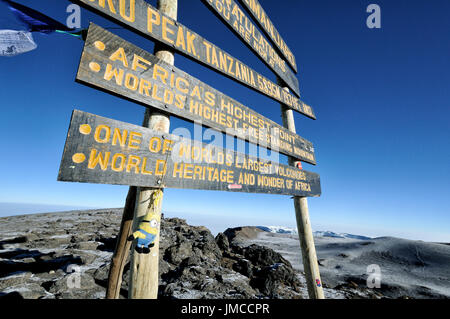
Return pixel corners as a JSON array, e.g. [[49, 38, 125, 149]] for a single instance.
[[2, 0, 74, 34]]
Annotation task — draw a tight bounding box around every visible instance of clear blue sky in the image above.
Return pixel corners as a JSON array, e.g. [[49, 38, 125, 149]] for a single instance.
[[0, 0, 449, 241]]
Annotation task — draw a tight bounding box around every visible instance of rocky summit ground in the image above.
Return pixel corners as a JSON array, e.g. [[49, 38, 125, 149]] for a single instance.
[[0, 209, 449, 299], [0, 209, 304, 299]]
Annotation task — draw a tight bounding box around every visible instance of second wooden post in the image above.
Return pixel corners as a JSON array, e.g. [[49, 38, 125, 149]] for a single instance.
[[279, 84, 325, 299]]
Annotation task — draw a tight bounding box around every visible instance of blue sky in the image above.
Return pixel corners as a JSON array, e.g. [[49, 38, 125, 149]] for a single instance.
[[0, 0, 449, 241]]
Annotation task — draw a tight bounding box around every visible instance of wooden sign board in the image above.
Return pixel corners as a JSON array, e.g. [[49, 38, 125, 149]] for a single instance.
[[77, 24, 316, 165], [70, 0, 316, 119], [201, 0, 299, 92], [58, 110, 321, 197], [238, 0, 297, 73]]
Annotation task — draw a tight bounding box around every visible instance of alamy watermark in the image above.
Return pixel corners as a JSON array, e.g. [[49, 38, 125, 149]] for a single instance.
[[366, 264, 382, 288], [366, 4, 381, 29], [66, 264, 81, 289], [66, 4, 81, 29], [168, 122, 281, 168]]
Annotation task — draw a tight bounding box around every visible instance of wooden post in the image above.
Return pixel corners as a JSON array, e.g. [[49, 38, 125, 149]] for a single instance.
[[279, 83, 325, 299], [127, 0, 178, 299], [106, 186, 136, 299]]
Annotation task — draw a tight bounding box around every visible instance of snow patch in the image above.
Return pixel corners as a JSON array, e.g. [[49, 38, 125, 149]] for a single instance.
[[256, 226, 372, 240]]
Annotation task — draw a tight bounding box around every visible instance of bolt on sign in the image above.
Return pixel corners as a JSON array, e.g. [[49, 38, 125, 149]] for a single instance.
[[77, 24, 316, 164], [58, 110, 321, 197], [238, 0, 297, 74], [201, 0, 299, 95], [69, 0, 316, 119]]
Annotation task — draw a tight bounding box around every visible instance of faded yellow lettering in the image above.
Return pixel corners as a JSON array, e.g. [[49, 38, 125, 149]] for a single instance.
[[126, 155, 141, 174], [94, 125, 111, 143], [162, 16, 175, 44], [147, 7, 160, 33], [112, 128, 128, 147], [104, 64, 124, 85], [111, 153, 125, 172], [128, 132, 142, 149], [109, 47, 128, 67], [119, 0, 135, 22], [132, 54, 151, 71], [88, 149, 110, 171]]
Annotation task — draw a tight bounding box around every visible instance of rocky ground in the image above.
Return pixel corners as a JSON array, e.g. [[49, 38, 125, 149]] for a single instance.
[[0, 209, 304, 299], [0, 208, 448, 299]]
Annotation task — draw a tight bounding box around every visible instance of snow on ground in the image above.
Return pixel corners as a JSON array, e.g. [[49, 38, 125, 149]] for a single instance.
[[246, 230, 450, 298]]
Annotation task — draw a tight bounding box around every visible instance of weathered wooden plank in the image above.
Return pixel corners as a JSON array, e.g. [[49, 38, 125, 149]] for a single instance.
[[76, 24, 316, 165], [201, 0, 299, 92], [58, 110, 321, 197], [238, 0, 298, 73], [69, 0, 316, 118]]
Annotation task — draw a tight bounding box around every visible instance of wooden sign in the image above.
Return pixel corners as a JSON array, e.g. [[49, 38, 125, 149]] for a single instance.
[[238, 0, 297, 73], [201, 0, 299, 94], [58, 110, 321, 197], [69, 0, 316, 119], [77, 24, 316, 165]]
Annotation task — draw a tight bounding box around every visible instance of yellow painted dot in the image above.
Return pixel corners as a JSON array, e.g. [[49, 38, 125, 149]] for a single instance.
[[94, 41, 105, 51], [72, 153, 86, 164], [79, 124, 92, 135], [89, 62, 101, 72]]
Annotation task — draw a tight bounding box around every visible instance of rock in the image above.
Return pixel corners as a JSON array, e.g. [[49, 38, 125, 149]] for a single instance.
[[24, 233, 39, 242], [232, 259, 253, 278], [165, 242, 193, 264], [223, 227, 264, 246], [215, 232, 230, 252], [0, 272, 33, 288], [241, 244, 290, 268], [48, 273, 103, 299], [250, 263, 301, 297], [164, 282, 177, 294], [19, 258, 36, 264], [2, 283, 50, 299], [77, 252, 100, 265], [93, 262, 129, 294], [0, 291, 24, 299], [68, 241, 100, 251], [93, 263, 110, 283], [159, 259, 173, 277], [349, 281, 359, 289], [96, 236, 117, 252]]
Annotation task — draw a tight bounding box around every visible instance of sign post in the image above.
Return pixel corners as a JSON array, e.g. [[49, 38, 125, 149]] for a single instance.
[[128, 0, 177, 300], [104, 0, 179, 300], [56, 0, 325, 300], [279, 84, 325, 299]]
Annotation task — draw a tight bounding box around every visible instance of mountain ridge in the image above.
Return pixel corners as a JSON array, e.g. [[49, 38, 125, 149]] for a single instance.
[[255, 226, 372, 240]]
